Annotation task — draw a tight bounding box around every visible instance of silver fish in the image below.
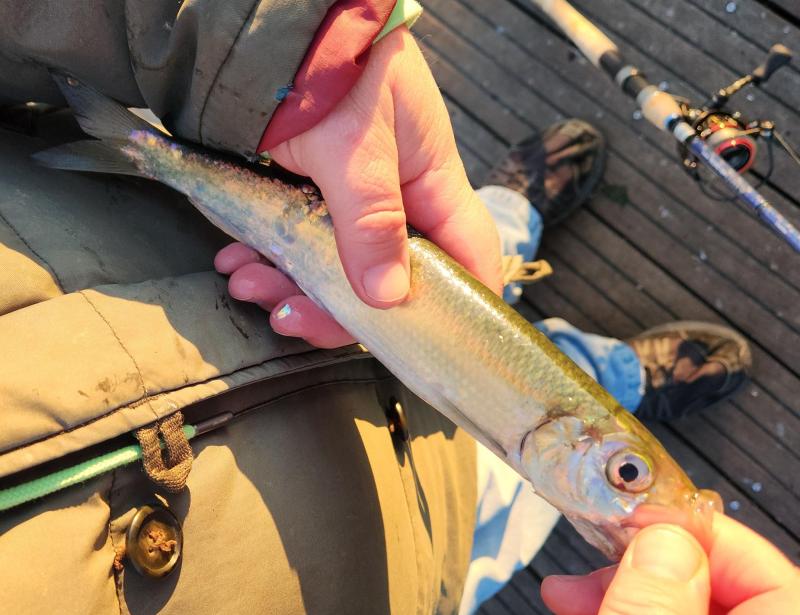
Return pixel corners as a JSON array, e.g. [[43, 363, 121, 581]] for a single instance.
[[36, 75, 721, 559]]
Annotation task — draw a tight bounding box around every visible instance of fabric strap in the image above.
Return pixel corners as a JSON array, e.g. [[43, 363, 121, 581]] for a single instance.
[[135, 412, 194, 493], [0, 422, 198, 512], [500, 255, 554, 285]]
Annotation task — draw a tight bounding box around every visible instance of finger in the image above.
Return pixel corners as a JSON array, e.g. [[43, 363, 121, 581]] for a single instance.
[[599, 524, 710, 615], [270, 296, 356, 349], [272, 137, 411, 307], [228, 262, 302, 311], [323, 160, 410, 307], [706, 513, 800, 612], [725, 584, 800, 615], [541, 566, 617, 615], [275, 121, 410, 308], [214, 242, 266, 274]]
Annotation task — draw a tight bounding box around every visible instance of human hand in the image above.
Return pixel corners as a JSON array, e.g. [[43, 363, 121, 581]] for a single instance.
[[541, 513, 799, 615], [214, 26, 502, 348]]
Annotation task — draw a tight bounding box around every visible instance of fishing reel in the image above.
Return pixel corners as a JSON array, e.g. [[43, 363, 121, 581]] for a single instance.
[[676, 44, 799, 199]]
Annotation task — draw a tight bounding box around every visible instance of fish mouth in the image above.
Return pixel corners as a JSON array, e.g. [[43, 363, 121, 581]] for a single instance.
[[571, 488, 723, 561], [621, 488, 722, 554]]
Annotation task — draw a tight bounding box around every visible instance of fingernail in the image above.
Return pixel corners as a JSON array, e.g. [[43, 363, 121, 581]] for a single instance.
[[230, 278, 256, 301], [362, 262, 409, 304], [274, 304, 292, 320], [631, 526, 702, 582]]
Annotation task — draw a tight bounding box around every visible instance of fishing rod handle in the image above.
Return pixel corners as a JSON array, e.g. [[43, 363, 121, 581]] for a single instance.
[[637, 87, 684, 133], [529, 0, 618, 66], [530, 0, 681, 133]]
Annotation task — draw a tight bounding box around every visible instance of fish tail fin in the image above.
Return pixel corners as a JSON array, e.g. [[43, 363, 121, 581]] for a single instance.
[[51, 73, 155, 140], [35, 73, 165, 176], [32, 140, 144, 177]]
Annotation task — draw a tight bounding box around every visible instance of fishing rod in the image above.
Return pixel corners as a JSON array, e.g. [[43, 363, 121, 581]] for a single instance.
[[529, 0, 800, 253]]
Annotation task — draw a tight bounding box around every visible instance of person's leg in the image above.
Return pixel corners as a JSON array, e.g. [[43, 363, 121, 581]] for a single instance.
[[458, 442, 560, 615], [536, 317, 644, 410]]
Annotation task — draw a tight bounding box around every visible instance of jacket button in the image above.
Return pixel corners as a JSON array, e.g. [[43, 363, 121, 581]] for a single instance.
[[126, 505, 183, 578], [386, 398, 409, 443]]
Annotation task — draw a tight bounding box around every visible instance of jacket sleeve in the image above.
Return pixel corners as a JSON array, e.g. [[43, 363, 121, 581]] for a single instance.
[[0, 0, 349, 158], [257, 0, 400, 153]]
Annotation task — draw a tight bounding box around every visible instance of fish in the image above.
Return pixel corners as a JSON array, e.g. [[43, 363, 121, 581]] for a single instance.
[[35, 74, 722, 560]]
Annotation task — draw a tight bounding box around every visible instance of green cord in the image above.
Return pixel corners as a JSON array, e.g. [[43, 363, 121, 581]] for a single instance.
[[0, 425, 197, 512]]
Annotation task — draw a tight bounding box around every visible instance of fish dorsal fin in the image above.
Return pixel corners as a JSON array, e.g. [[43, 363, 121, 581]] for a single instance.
[[32, 140, 144, 177], [52, 73, 158, 141]]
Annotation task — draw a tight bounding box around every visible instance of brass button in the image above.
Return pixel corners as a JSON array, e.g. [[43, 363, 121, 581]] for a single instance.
[[386, 398, 409, 443], [126, 505, 183, 578]]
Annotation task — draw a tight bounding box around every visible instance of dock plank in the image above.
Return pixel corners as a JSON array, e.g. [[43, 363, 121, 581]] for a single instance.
[[569, 0, 800, 200], [690, 0, 800, 52], [756, 0, 800, 23], [456, 0, 800, 281]]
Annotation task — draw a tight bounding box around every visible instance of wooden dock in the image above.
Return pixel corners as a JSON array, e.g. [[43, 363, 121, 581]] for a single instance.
[[413, 1, 800, 612]]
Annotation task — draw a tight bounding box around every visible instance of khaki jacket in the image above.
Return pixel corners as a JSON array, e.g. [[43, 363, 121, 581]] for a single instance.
[[0, 0, 337, 158], [0, 3, 477, 613]]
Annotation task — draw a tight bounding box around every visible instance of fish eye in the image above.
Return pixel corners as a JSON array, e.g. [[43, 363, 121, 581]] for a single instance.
[[606, 450, 653, 493]]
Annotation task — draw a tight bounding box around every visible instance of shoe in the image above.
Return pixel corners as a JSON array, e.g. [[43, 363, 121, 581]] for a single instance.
[[485, 119, 606, 228], [627, 321, 752, 420]]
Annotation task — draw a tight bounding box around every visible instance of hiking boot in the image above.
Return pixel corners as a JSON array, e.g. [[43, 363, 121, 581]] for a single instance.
[[485, 119, 606, 227], [628, 321, 752, 420]]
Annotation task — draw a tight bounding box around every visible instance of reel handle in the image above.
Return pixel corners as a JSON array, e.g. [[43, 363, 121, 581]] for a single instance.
[[706, 44, 793, 109], [752, 44, 793, 84]]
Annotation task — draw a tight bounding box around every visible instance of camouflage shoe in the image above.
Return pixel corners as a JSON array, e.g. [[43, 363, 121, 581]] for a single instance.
[[485, 119, 606, 228], [628, 321, 752, 421]]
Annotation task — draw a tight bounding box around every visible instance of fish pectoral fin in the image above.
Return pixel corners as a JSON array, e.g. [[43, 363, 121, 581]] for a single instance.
[[33, 140, 144, 177]]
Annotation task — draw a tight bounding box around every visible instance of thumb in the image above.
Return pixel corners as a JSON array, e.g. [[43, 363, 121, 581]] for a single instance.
[[271, 125, 411, 308], [600, 524, 710, 615], [270, 86, 410, 309], [314, 151, 410, 307]]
